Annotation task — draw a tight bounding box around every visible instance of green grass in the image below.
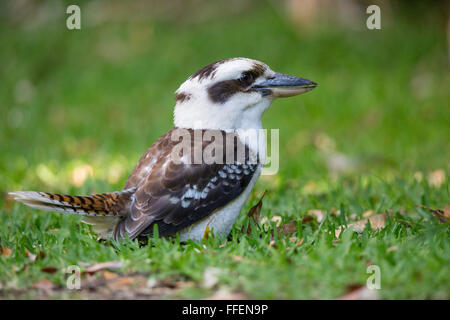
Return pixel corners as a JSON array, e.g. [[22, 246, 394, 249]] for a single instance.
[[0, 2, 449, 299]]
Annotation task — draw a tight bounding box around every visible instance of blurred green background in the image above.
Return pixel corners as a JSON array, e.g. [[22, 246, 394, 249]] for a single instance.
[[0, 0, 449, 299], [0, 0, 448, 194]]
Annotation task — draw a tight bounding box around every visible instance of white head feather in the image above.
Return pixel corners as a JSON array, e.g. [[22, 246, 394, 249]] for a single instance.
[[174, 58, 275, 131]]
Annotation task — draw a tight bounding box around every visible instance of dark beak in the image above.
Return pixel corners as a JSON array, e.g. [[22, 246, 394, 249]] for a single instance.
[[252, 72, 317, 98]]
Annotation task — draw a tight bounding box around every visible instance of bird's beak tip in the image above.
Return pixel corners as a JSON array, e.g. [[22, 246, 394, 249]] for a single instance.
[[253, 72, 317, 98]]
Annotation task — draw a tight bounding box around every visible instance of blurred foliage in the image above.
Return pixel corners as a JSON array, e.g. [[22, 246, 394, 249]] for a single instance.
[[0, 0, 448, 194]]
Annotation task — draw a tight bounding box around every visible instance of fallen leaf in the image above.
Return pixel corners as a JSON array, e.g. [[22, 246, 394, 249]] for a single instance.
[[41, 267, 58, 274], [308, 209, 324, 222], [247, 191, 266, 224], [203, 216, 214, 239], [330, 207, 341, 216], [362, 210, 373, 218], [83, 261, 123, 274], [71, 164, 94, 187], [242, 191, 266, 235], [0, 247, 12, 257], [444, 204, 450, 219], [335, 213, 386, 238], [203, 267, 221, 289], [338, 286, 380, 300], [25, 249, 37, 262], [427, 169, 445, 188], [289, 237, 304, 247], [271, 216, 282, 227], [207, 288, 247, 300], [3, 193, 13, 212], [146, 277, 158, 288], [102, 271, 118, 280], [417, 204, 449, 222], [277, 221, 298, 236], [345, 283, 363, 292], [301, 215, 314, 224], [414, 171, 423, 182], [159, 277, 191, 289], [32, 279, 54, 290], [107, 276, 136, 290], [387, 246, 398, 253]]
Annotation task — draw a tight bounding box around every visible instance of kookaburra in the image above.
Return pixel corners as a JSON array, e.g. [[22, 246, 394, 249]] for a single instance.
[[9, 58, 316, 242]]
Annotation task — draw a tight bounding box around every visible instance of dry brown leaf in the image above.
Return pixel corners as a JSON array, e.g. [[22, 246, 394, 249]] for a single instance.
[[84, 261, 123, 274], [3, 193, 13, 212], [443, 204, 450, 219], [289, 237, 304, 247], [308, 209, 324, 222], [41, 267, 58, 274], [159, 277, 192, 289], [107, 276, 136, 289], [338, 286, 380, 300], [0, 247, 12, 257], [25, 249, 37, 262], [271, 216, 282, 227], [277, 221, 298, 236], [242, 191, 266, 235], [248, 191, 266, 224], [32, 279, 54, 290], [203, 267, 221, 289], [207, 288, 248, 300], [330, 207, 341, 216], [335, 213, 386, 238], [387, 246, 398, 253], [203, 216, 214, 239], [102, 271, 118, 280], [301, 215, 315, 224], [427, 169, 445, 188], [362, 210, 373, 218], [418, 204, 449, 222]]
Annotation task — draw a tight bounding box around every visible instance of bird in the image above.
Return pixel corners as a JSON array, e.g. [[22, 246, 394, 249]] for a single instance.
[[9, 57, 317, 242]]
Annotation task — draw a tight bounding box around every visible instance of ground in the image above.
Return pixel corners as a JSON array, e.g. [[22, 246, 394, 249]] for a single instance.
[[0, 2, 449, 299]]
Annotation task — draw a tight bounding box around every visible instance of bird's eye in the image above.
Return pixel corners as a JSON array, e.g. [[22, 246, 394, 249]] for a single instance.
[[239, 72, 254, 85]]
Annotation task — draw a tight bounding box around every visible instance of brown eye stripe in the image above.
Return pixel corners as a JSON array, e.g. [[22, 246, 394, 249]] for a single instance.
[[208, 80, 243, 104], [176, 92, 191, 103], [208, 63, 267, 104]]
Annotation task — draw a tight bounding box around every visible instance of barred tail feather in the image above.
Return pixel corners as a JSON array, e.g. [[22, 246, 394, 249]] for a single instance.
[[8, 188, 136, 217]]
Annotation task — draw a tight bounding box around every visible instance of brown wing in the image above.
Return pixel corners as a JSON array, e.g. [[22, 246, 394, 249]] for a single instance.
[[115, 128, 258, 240]]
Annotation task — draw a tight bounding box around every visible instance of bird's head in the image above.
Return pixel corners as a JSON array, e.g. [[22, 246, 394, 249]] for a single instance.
[[173, 57, 317, 130]]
